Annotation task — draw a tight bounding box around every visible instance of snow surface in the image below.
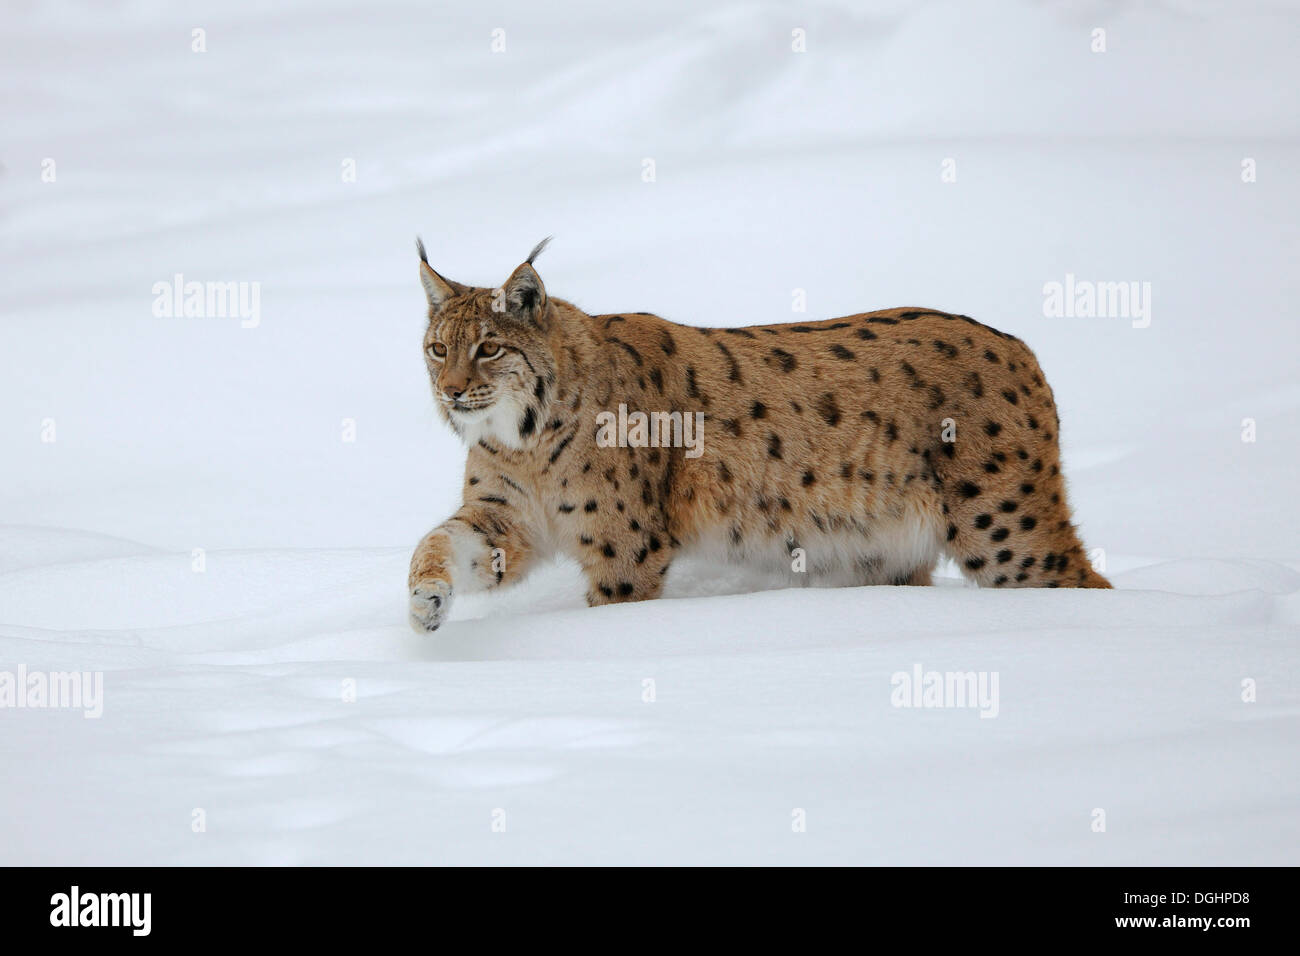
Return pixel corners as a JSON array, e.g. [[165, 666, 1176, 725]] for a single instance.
[[2, 0, 1298, 864]]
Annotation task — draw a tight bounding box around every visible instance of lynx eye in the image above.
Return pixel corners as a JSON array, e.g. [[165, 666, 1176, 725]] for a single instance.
[[427, 341, 447, 359], [476, 341, 501, 359]]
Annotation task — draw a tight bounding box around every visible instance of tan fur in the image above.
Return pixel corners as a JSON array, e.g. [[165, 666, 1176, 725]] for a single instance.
[[408, 244, 1110, 631]]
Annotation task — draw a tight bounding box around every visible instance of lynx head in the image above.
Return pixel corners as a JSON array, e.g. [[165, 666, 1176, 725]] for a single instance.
[[417, 237, 557, 447]]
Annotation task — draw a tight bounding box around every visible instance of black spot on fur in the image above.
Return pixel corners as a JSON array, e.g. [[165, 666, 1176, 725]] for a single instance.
[[814, 392, 841, 426], [769, 349, 797, 372], [985, 421, 1002, 437], [750, 400, 767, 419], [767, 433, 783, 459], [974, 514, 992, 529], [829, 344, 855, 360], [584, 500, 597, 512], [715, 340, 743, 382], [991, 527, 1010, 542], [548, 430, 575, 465], [1019, 515, 1037, 531], [958, 481, 981, 498], [518, 406, 537, 437], [965, 557, 986, 570], [607, 337, 643, 366], [801, 470, 816, 486]]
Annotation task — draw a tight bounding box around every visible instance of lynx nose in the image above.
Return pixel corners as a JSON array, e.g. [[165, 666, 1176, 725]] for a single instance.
[[442, 380, 467, 401]]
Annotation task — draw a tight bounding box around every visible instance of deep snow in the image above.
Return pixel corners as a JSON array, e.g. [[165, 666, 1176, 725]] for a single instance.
[[1, 0, 1298, 864]]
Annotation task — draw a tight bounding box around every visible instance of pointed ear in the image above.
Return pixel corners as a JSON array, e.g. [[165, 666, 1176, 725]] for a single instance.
[[415, 237, 462, 312], [501, 262, 546, 319], [500, 237, 552, 322]]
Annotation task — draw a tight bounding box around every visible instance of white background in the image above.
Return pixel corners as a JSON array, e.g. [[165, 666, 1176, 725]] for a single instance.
[[1, 0, 1297, 863]]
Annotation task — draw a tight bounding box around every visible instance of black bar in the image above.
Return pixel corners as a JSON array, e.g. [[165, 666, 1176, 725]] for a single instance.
[[0, 866, 1282, 942]]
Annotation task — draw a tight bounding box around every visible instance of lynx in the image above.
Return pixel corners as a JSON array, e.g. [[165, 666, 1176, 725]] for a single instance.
[[408, 239, 1110, 632]]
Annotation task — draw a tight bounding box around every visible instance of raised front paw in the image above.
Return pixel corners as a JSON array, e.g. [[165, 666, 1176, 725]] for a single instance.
[[409, 579, 452, 633]]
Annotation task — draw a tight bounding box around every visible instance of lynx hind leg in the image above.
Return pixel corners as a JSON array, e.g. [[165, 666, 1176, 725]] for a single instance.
[[934, 370, 1111, 590], [893, 564, 935, 586]]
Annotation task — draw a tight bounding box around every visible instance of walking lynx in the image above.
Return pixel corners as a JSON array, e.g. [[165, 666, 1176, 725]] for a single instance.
[[408, 239, 1109, 632]]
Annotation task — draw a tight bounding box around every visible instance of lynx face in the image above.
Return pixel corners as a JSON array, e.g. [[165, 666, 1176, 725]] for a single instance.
[[417, 238, 556, 448]]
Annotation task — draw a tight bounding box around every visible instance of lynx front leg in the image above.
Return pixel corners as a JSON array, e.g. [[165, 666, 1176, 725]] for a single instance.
[[408, 504, 535, 632]]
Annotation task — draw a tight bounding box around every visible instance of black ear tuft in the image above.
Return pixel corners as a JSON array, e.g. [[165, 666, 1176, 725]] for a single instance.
[[526, 236, 553, 265], [415, 236, 429, 265]]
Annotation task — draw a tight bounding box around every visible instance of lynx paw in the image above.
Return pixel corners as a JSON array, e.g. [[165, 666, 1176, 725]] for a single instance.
[[409, 579, 452, 633]]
